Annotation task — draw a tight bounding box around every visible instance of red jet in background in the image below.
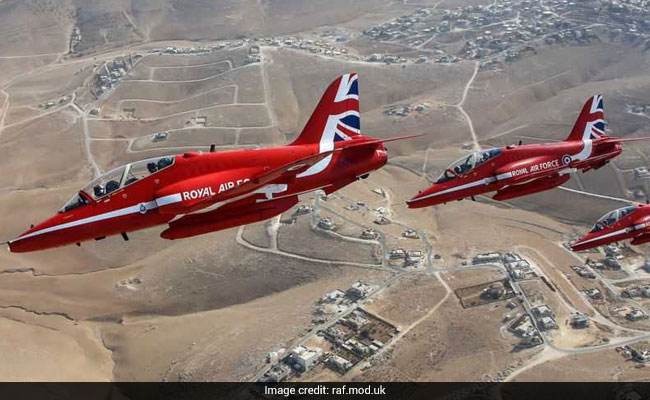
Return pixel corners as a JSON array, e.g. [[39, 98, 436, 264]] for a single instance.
[[7, 73, 420, 252], [407, 95, 648, 208], [570, 204, 650, 251]]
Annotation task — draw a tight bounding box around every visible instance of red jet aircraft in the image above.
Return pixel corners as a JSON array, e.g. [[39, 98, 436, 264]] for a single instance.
[[407, 95, 648, 208], [7, 73, 419, 252], [570, 204, 650, 251]]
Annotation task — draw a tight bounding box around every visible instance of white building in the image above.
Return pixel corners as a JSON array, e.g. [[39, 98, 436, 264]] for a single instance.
[[289, 346, 323, 372], [320, 289, 345, 304]]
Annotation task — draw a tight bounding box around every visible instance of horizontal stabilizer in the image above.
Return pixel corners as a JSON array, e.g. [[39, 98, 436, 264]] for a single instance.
[[602, 136, 650, 143]]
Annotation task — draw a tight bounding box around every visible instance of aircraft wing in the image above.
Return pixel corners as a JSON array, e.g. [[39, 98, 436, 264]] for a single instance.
[[188, 149, 337, 210]]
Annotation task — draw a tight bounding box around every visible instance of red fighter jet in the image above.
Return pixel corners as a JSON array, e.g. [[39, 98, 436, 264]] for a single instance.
[[570, 204, 650, 251], [6, 73, 420, 252], [407, 94, 649, 208]]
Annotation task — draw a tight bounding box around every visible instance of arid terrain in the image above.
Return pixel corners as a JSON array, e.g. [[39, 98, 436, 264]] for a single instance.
[[1, 0, 650, 384]]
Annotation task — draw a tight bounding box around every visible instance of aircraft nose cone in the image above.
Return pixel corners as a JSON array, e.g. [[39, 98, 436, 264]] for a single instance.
[[569, 237, 587, 251]]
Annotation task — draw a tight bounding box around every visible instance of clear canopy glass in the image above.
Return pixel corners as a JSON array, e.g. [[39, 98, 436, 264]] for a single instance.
[[60, 156, 175, 212], [590, 205, 636, 232], [436, 148, 501, 183]]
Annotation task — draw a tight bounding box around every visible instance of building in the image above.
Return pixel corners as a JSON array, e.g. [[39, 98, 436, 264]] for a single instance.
[[473, 252, 502, 264], [374, 215, 390, 225], [318, 217, 335, 230], [532, 305, 553, 319], [503, 252, 523, 263], [405, 250, 424, 266], [634, 167, 650, 179], [402, 229, 419, 239], [570, 312, 590, 329], [342, 312, 369, 330], [631, 349, 650, 363], [642, 286, 650, 298], [294, 205, 312, 215], [289, 346, 323, 372], [320, 289, 345, 304], [604, 257, 622, 270], [538, 316, 557, 331], [626, 310, 648, 321], [361, 229, 378, 240], [389, 249, 406, 259], [346, 282, 372, 299], [262, 363, 291, 382], [604, 244, 623, 259], [623, 285, 642, 298], [152, 131, 168, 142], [571, 265, 596, 279], [520, 334, 543, 347], [584, 288, 603, 300], [483, 282, 505, 299], [327, 355, 352, 372]]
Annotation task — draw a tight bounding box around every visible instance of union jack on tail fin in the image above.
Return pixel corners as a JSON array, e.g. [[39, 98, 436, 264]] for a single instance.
[[565, 94, 607, 142], [290, 73, 360, 147]]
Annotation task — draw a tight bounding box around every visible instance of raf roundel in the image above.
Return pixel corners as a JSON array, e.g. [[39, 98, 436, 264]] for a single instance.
[[561, 154, 572, 166]]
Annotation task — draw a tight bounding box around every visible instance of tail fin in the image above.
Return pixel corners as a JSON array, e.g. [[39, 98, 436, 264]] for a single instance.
[[565, 94, 607, 141], [290, 73, 360, 148]]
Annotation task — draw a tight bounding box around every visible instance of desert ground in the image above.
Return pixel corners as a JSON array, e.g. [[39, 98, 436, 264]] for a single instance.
[[0, 0, 650, 383]]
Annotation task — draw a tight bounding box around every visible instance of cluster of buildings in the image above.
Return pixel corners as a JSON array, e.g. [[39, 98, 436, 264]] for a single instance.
[[261, 306, 398, 381], [531, 304, 558, 331], [69, 26, 82, 54], [157, 46, 213, 55], [503, 252, 536, 280], [362, 0, 650, 66], [92, 56, 138, 98], [249, 35, 385, 63], [383, 103, 428, 117], [318, 281, 374, 307], [585, 257, 622, 271], [388, 248, 425, 267], [314, 282, 373, 325], [319, 308, 398, 374]]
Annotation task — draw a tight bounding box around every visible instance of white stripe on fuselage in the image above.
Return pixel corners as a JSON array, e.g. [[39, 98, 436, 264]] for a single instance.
[[408, 176, 498, 203], [12, 199, 164, 242], [574, 227, 630, 246]]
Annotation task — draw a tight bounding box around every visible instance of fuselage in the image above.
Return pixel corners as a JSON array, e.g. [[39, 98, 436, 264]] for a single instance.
[[571, 204, 650, 251], [8, 136, 387, 252], [407, 138, 622, 208]]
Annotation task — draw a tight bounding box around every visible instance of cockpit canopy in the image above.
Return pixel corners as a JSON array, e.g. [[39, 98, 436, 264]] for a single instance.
[[436, 148, 501, 183], [590, 205, 637, 232], [60, 156, 175, 212]]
